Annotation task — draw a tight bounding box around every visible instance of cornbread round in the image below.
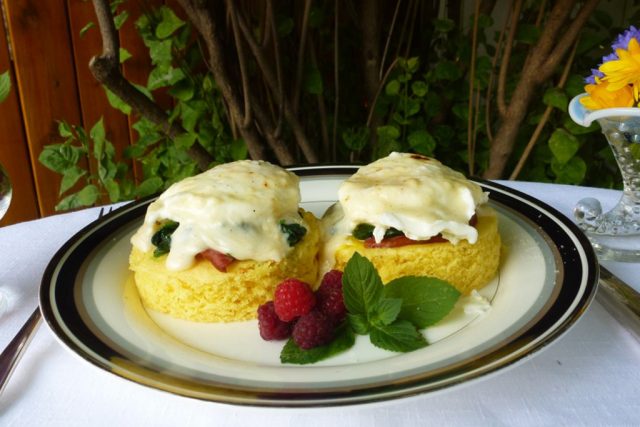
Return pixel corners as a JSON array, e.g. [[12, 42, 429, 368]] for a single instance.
[[129, 211, 320, 322], [331, 208, 500, 295]]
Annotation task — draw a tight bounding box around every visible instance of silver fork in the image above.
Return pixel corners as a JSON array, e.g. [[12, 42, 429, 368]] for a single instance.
[[0, 206, 111, 395]]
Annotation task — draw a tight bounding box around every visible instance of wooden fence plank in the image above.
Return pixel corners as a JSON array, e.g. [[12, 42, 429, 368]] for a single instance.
[[66, 0, 132, 202], [0, 1, 39, 226], [3, 0, 85, 217]]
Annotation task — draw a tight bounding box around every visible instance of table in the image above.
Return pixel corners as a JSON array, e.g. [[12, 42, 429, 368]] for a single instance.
[[1, 181, 639, 426]]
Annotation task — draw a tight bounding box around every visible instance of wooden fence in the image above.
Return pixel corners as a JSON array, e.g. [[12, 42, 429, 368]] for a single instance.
[[0, 0, 159, 226]]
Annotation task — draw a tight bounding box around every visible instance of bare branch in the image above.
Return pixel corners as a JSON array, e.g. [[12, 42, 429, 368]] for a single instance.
[[226, 0, 252, 128], [90, 0, 212, 171], [236, 10, 319, 163], [497, 0, 522, 117], [467, 0, 481, 176], [332, 0, 340, 160], [266, 0, 284, 138], [379, 0, 402, 80], [484, 1, 509, 143], [541, 0, 599, 76], [509, 41, 578, 180], [292, 0, 312, 114]]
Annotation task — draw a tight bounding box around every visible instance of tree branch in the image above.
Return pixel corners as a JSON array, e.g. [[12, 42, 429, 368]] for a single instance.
[[467, 0, 481, 176], [236, 10, 319, 163], [509, 41, 578, 180], [89, 0, 212, 172], [497, 0, 522, 117], [484, 0, 599, 179], [292, 0, 312, 114], [176, 0, 293, 164]]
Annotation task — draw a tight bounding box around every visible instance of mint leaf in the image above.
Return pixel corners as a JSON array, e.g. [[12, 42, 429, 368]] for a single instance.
[[383, 276, 460, 328], [342, 252, 383, 317], [347, 313, 370, 335], [371, 298, 402, 326], [370, 320, 428, 352], [280, 324, 355, 364]]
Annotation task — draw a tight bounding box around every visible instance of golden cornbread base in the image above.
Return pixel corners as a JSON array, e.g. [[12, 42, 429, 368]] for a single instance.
[[332, 209, 501, 295], [129, 211, 320, 323]]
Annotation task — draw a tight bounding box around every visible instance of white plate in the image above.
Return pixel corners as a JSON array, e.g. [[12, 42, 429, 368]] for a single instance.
[[40, 167, 598, 407]]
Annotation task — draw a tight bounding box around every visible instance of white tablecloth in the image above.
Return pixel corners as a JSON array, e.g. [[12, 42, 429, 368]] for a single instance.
[[1, 181, 639, 426]]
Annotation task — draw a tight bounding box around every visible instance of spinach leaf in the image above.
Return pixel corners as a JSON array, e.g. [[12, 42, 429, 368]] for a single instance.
[[151, 220, 179, 257], [280, 222, 307, 246]]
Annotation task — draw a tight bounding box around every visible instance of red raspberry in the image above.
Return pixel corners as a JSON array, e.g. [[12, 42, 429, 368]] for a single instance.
[[292, 310, 335, 349], [273, 279, 316, 322], [316, 270, 346, 322], [257, 301, 292, 340]]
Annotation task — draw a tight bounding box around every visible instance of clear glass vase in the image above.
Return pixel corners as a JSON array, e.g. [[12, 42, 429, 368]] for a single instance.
[[569, 94, 640, 261]]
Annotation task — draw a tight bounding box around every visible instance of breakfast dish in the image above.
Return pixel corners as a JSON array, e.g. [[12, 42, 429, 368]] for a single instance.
[[321, 153, 501, 294], [39, 170, 598, 406], [128, 160, 320, 322]]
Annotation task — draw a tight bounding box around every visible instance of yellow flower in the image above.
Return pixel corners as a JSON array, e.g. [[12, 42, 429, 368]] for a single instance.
[[580, 81, 634, 110], [599, 38, 640, 99]]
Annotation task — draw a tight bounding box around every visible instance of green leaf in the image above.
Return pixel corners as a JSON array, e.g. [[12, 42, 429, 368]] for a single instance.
[[543, 87, 568, 111], [385, 79, 401, 96], [342, 127, 370, 151], [104, 88, 132, 114], [58, 121, 74, 138], [516, 23, 540, 44], [119, 47, 132, 63], [113, 10, 129, 30], [104, 179, 120, 202], [55, 184, 99, 211], [59, 166, 86, 195], [280, 324, 355, 365], [376, 125, 400, 140], [304, 66, 323, 95], [230, 139, 248, 160], [411, 81, 428, 97], [90, 118, 106, 160], [148, 66, 186, 90], [79, 22, 95, 38], [180, 100, 206, 133], [173, 133, 197, 150], [371, 298, 402, 326], [434, 61, 461, 81], [406, 57, 419, 73], [407, 129, 436, 156], [168, 79, 195, 101], [155, 6, 185, 39], [563, 117, 598, 135], [551, 156, 587, 184], [434, 18, 455, 33], [0, 71, 10, 103], [279, 222, 307, 246], [148, 39, 172, 66], [135, 176, 164, 197], [151, 220, 179, 257], [549, 128, 580, 164], [347, 313, 370, 335], [566, 74, 586, 98], [38, 144, 83, 172], [369, 320, 428, 352], [383, 276, 460, 328], [342, 252, 384, 317]]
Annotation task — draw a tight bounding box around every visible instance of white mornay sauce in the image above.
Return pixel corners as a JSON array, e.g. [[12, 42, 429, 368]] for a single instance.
[[337, 152, 488, 244], [130, 160, 304, 271]]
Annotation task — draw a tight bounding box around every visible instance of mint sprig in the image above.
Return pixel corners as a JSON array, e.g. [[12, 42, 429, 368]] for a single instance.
[[342, 252, 460, 353], [279, 252, 461, 364], [280, 324, 355, 364]]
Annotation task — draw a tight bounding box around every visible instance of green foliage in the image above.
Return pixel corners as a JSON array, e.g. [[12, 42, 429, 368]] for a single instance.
[[39, 2, 628, 210], [0, 71, 10, 103], [41, 4, 248, 209]]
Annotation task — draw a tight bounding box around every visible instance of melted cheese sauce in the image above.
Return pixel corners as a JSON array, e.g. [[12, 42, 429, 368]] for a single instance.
[[130, 160, 304, 271], [334, 152, 488, 244]]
